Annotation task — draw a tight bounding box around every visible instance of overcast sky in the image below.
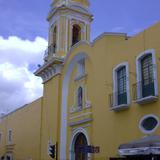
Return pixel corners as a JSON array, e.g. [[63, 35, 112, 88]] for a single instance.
[[0, 0, 160, 114]]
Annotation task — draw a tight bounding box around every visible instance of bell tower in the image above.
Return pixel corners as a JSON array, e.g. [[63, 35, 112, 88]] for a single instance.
[[45, 0, 93, 60], [35, 0, 92, 83]]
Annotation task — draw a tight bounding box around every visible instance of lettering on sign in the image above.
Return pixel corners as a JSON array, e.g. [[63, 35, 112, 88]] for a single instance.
[[76, 145, 100, 153]]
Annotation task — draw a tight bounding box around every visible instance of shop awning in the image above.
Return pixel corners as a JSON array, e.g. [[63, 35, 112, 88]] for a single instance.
[[118, 135, 160, 156]]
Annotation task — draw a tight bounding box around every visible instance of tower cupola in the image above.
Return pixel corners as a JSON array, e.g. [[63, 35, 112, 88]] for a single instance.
[[45, 0, 93, 60]]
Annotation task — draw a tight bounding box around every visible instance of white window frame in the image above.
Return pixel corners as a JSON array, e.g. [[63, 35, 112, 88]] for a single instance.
[[112, 62, 130, 109], [136, 49, 158, 100], [0, 132, 2, 143], [5, 153, 13, 160], [76, 85, 85, 110], [8, 129, 12, 144]]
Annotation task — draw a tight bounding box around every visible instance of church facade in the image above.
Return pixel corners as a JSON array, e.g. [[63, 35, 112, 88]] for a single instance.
[[0, 0, 160, 160]]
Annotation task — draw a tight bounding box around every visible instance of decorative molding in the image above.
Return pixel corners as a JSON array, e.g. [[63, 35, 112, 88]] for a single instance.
[[49, 8, 92, 27], [70, 102, 91, 113], [85, 100, 91, 108], [34, 57, 64, 83], [72, 123, 91, 130], [69, 117, 93, 127], [92, 32, 128, 44], [69, 112, 92, 120]]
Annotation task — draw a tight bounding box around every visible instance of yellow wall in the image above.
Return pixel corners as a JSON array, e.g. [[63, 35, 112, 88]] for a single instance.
[[62, 22, 160, 159], [0, 98, 42, 160], [40, 75, 61, 160]]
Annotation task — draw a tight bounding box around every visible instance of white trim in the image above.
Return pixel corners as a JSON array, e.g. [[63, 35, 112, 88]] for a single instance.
[[57, 19, 60, 52], [5, 153, 13, 160], [119, 147, 160, 156], [76, 85, 84, 109], [139, 114, 160, 134], [112, 62, 130, 108], [69, 127, 91, 160], [69, 118, 92, 127], [92, 32, 127, 44], [136, 49, 158, 100], [135, 95, 158, 104], [76, 58, 86, 78], [74, 73, 87, 81], [49, 12, 91, 33], [69, 112, 92, 120], [7, 129, 12, 144], [70, 22, 82, 47], [70, 84, 85, 113], [65, 17, 69, 52], [60, 53, 88, 160], [0, 132, 2, 143]]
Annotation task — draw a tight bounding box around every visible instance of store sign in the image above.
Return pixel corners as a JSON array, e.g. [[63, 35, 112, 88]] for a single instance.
[[77, 145, 100, 153]]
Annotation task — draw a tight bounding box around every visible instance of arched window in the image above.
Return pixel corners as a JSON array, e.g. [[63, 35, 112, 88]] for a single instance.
[[141, 54, 154, 97], [52, 26, 57, 53], [72, 24, 81, 46], [77, 86, 83, 108], [111, 62, 130, 110], [135, 50, 158, 103], [117, 66, 127, 105]]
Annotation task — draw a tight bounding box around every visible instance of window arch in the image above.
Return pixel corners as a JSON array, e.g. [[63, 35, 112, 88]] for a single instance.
[[77, 86, 83, 108], [135, 49, 158, 102], [72, 24, 81, 46]]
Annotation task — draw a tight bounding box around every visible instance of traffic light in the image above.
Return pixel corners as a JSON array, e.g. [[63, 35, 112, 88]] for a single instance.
[[49, 144, 56, 159]]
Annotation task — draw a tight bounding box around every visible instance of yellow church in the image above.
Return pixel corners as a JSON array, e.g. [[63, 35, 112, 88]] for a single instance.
[[0, 0, 160, 160]]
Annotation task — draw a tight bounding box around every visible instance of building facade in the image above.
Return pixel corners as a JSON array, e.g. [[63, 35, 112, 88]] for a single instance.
[[1, 0, 160, 160]]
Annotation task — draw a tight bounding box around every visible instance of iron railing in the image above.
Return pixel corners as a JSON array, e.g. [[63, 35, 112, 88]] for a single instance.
[[132, 79, 155, 101], [44, 44, 56, 59], [109, 91, 128, 108]]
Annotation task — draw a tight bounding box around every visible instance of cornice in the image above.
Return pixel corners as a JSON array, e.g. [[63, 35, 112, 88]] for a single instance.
[[47, 5, 93, 21], [34, 56, 65, 83]]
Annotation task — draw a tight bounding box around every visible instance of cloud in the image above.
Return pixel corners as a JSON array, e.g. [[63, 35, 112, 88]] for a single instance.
[[0, 36, 47, 114]]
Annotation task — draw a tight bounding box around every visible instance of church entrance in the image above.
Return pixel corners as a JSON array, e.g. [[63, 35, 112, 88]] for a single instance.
[[74, 133, 88, 160]]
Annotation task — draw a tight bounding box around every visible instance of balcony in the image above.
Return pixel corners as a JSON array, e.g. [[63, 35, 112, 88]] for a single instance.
[[109, 91, 129, 111], [44, 44, 56, 61], [132, 79, 158, 104]]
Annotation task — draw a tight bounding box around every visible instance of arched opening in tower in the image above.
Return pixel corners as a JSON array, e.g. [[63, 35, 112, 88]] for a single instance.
[[72, 24, 81, 46]]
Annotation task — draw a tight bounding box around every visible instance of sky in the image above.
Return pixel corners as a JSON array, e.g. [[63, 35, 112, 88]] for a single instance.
[[0, 0, 160, 114]]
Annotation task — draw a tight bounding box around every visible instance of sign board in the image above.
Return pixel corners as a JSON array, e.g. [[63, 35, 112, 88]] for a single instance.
[[77, 145, 100, 154]]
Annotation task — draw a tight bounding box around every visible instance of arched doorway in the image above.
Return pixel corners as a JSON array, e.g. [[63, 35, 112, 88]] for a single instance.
[[74, 133, 88, 160]]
